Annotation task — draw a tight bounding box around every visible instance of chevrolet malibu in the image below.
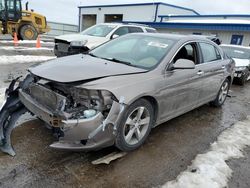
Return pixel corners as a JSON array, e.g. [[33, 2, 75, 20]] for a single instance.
[[0, 33, 234, 156]]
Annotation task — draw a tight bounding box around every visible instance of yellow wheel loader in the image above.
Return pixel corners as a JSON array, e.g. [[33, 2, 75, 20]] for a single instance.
[[0, 0, 50, 40]]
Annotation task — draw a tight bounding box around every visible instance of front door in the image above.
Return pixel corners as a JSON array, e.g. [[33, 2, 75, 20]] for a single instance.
[[158, 43, 202, 122]]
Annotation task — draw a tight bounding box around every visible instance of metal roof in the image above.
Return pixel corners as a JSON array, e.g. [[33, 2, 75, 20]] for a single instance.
[[123, 21, 250, 32], [78, 2, 199, 15]]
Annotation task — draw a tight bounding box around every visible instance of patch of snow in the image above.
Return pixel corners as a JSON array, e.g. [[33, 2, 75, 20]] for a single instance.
[[0, 55, 56, 65], [0, 40, 53, 44], [0, 88, 6, 109], [163, 116, 250, 188], [0, 46, 53, 51]]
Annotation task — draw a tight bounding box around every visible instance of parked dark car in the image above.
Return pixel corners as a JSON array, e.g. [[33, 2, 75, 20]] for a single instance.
[[0, 33, 234, 156]]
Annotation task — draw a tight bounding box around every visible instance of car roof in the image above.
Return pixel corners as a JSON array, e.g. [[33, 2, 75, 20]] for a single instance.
[[220, 44, 250, 50], [97, 22, 155, 29], [128, 32, 213, 42]]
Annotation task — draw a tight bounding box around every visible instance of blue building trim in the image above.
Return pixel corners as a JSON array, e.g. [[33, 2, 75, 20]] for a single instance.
[[154, 4, 159, 22], [78, 2, 199, 15], [122, 21, 250, 32], [158, 14, 250, 19]]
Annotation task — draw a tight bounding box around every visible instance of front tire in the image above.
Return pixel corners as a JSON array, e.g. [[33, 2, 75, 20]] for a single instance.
[[210, 79, 230, 107], [115, 99, 154, 151], [19, 24, 38, 40]]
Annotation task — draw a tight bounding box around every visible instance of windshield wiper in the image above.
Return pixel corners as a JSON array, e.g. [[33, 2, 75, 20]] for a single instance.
[[88, 54, 139, 67], [88, 52, 98, 57], [108, 58, 132, 66]]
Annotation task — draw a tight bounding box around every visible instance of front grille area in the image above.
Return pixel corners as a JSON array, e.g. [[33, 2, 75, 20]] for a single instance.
[[28, 84, 66, 112], [57, 43, 70, 52]]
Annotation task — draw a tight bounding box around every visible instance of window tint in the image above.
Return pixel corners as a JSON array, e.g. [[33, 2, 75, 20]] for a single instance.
[[145, 28, 157, 33], [200, 43, 221, 63], [128, 27, 143, 33], [113, 27, 129, 36]]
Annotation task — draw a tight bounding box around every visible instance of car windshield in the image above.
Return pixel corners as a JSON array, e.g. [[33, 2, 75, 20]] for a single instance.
[[90, 34, 176, 70], [81, 24, 117, 37], [221, 46, 250, 59]]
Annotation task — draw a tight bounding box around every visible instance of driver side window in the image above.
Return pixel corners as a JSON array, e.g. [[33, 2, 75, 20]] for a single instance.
[[173, 43, 198, 64]]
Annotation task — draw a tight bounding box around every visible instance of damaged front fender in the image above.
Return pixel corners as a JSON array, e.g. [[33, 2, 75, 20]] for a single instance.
[[0, 77, 28, 156], [50, 97, 126, 151]]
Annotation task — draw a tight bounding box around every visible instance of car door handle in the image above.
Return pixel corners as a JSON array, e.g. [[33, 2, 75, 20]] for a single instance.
[[197, 70, 204, 75], [222, 65, 226, 69]]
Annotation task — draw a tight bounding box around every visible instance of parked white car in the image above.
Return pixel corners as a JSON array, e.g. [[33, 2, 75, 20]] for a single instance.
[[54, 23, 157, 57], [221, 44, 250, 85]]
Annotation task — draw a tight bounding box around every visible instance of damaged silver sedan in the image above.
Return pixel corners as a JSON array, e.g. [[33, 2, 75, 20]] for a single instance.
[[0, 33, 235, 156]]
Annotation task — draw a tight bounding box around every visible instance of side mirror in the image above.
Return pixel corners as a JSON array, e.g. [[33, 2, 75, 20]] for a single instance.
[[173, 59, 195, 69], [111, 34, 119, 39]]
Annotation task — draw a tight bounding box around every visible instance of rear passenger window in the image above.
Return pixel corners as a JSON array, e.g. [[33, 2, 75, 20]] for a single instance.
[[113, 27, 129, 36], [200, 43, 222, 63], [128, 27, 143, 33]]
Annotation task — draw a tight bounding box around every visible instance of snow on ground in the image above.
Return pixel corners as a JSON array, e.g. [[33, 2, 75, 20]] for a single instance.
[[0, 46, 53, 51], [0, 88, 6, 109], [0, 40, 53, 44], [163, 116, 250, 188], [0, 55, 56, 65]]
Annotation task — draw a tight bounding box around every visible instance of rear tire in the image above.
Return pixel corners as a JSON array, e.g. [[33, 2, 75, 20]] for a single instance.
[[210, 79, 230, 107], [19, 24, 38, 40], [115, 99, 154, 151]]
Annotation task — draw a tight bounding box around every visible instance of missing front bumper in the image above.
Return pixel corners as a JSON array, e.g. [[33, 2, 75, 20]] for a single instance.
[[0, 77, 125, 156], [19, 88, 126, 152]]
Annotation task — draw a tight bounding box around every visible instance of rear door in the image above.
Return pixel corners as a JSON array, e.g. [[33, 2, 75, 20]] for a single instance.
[[195, 42, 226, 105]]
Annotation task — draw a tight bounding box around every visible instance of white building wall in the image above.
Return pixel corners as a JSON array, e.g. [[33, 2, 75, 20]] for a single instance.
[[157, 28, 250, 46], [156, 5, 197, 22], [80, 5, 156, 31]]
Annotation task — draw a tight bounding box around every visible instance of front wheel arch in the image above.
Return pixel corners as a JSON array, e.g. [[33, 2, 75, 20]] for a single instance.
[[115, 98, 155, 151]]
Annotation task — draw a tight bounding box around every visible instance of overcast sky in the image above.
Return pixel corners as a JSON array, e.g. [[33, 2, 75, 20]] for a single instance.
[[28, 0, 250, 24]]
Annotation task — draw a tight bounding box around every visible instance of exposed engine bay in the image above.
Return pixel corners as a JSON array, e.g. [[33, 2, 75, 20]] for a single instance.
[[0, 75, 125, 156]]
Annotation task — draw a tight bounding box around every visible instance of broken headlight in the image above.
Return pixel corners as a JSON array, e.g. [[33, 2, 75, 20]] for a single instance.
[[70, 40, 88, 47], [63, 87, 116, 120]]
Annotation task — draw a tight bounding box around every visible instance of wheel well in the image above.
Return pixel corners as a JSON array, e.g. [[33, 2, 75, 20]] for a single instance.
[[142, 96, 158, 123]]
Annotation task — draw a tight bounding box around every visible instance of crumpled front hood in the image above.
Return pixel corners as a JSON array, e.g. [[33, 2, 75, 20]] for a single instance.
[[29, 54, 147, 83], [233, 58, 250, 67]]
